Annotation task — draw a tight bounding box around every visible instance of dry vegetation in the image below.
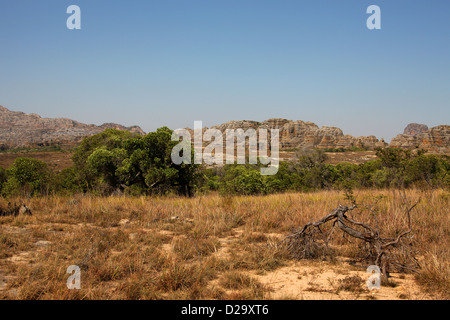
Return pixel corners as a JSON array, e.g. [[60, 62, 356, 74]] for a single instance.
[[0, 189, 448, 300], [0, 151, 73, 173]]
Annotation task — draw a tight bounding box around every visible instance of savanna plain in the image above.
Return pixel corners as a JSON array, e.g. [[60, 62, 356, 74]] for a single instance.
[[0, 189, 448, 300]]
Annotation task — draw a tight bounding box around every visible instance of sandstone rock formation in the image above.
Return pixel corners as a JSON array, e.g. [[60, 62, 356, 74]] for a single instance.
[[390, 124, 450, 153], [403, 123, 429, 136], [184, 118, 389, 150], [2, 105, 448, 153], [187, 120, 449, 153], [0, 105, 145, 149]]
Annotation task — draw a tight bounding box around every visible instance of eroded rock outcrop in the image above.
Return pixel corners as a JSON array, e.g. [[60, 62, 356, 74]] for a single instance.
[[209, 118, 388, 150], [190, 120, 449, 153], [0, 105, 145, 149], [2, 105, 447, 153], [390, 124, 450, 153], [403, 123, 429, 136]]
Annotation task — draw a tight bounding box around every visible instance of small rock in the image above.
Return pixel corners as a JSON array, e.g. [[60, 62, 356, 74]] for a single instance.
[[34, 240, 51, 247], [19, 204, 32, 216], [129, 233, 137, 240], [119, 219, 130, 226]]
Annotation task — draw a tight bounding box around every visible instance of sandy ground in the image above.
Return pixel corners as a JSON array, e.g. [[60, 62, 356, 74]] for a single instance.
[[250, 261, 429, 300]]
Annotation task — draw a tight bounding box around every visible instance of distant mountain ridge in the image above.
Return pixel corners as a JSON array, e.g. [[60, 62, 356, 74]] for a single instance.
[[0, 105, 145, 149], [0, 105, 448, 153]]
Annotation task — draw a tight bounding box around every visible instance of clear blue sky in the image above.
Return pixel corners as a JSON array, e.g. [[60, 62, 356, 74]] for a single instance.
[[0, 0, 449, 141]]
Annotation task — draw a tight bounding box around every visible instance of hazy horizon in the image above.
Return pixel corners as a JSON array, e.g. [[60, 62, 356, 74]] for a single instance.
[[1, 1, 449, 142]]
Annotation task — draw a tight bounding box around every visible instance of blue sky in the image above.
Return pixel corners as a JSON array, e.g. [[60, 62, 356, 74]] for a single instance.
[[0, 0, 449, 141]]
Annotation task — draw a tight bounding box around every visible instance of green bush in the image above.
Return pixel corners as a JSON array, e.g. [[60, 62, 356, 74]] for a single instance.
[[211, 148, 449, 195], [54, 167, 86, 195], [0, 167, 7, 193], [405, 154, 449, 188], [3, 157, 52, 196]]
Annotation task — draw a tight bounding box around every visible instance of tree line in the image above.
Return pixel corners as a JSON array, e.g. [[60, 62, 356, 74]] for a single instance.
[[0, 128, 448, 197]]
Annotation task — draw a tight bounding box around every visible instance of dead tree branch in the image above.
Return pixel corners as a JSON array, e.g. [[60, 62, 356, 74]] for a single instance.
[[280, 200, 420, 278]]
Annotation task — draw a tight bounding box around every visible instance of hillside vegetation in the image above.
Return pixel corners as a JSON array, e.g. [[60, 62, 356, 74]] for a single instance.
[[0, 128, 448, 198]]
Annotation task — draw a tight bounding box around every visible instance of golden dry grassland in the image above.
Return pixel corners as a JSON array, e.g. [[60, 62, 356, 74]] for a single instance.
[[0, 189, 448, 300]]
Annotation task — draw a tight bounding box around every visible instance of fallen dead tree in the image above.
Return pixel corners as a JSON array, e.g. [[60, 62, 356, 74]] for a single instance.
[[280, 198, 420, 279]]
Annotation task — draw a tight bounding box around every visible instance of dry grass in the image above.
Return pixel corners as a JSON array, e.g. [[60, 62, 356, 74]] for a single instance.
[[0, 188, 448, 299], [0, 151, 73, 172], [336, 275, 366, 293], [415, 247, 450, 296]]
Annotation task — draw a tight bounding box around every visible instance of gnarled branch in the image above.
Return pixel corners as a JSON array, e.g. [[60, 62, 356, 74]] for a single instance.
[[280, 198, 420, 278]]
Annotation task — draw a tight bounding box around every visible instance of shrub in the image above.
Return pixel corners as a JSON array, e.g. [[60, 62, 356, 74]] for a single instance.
[[54, 167, 86, 194], [0, 167, 7, 193], [3, 157, 52, 196]]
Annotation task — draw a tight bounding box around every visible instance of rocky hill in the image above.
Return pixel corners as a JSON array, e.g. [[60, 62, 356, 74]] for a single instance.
[[391, 124, 450, 153], [0, 105, 145, 149], [402, 123, 429, 136], [209, 119, 388, 150], [190, 120, 449, 153], [1, 105, 448, 153]]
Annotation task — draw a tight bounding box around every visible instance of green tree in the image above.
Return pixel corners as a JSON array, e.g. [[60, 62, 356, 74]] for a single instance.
[[4, 157, 52, 196], [72, 129, 136, 191], [291, 149, 330, 190], [54, 167, 86, 195], [222, 165, 266, 195], [264, 162, 294, 193], [0, 167, 7, 193], [405, 154, 449, 188], [332, 163, 359, 189], [72, 127, 200, 196], [118, 127, 199, 196], [86, 147, 127, 191], [355, 159, 382, 188], [375, 147, 414, 188]]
